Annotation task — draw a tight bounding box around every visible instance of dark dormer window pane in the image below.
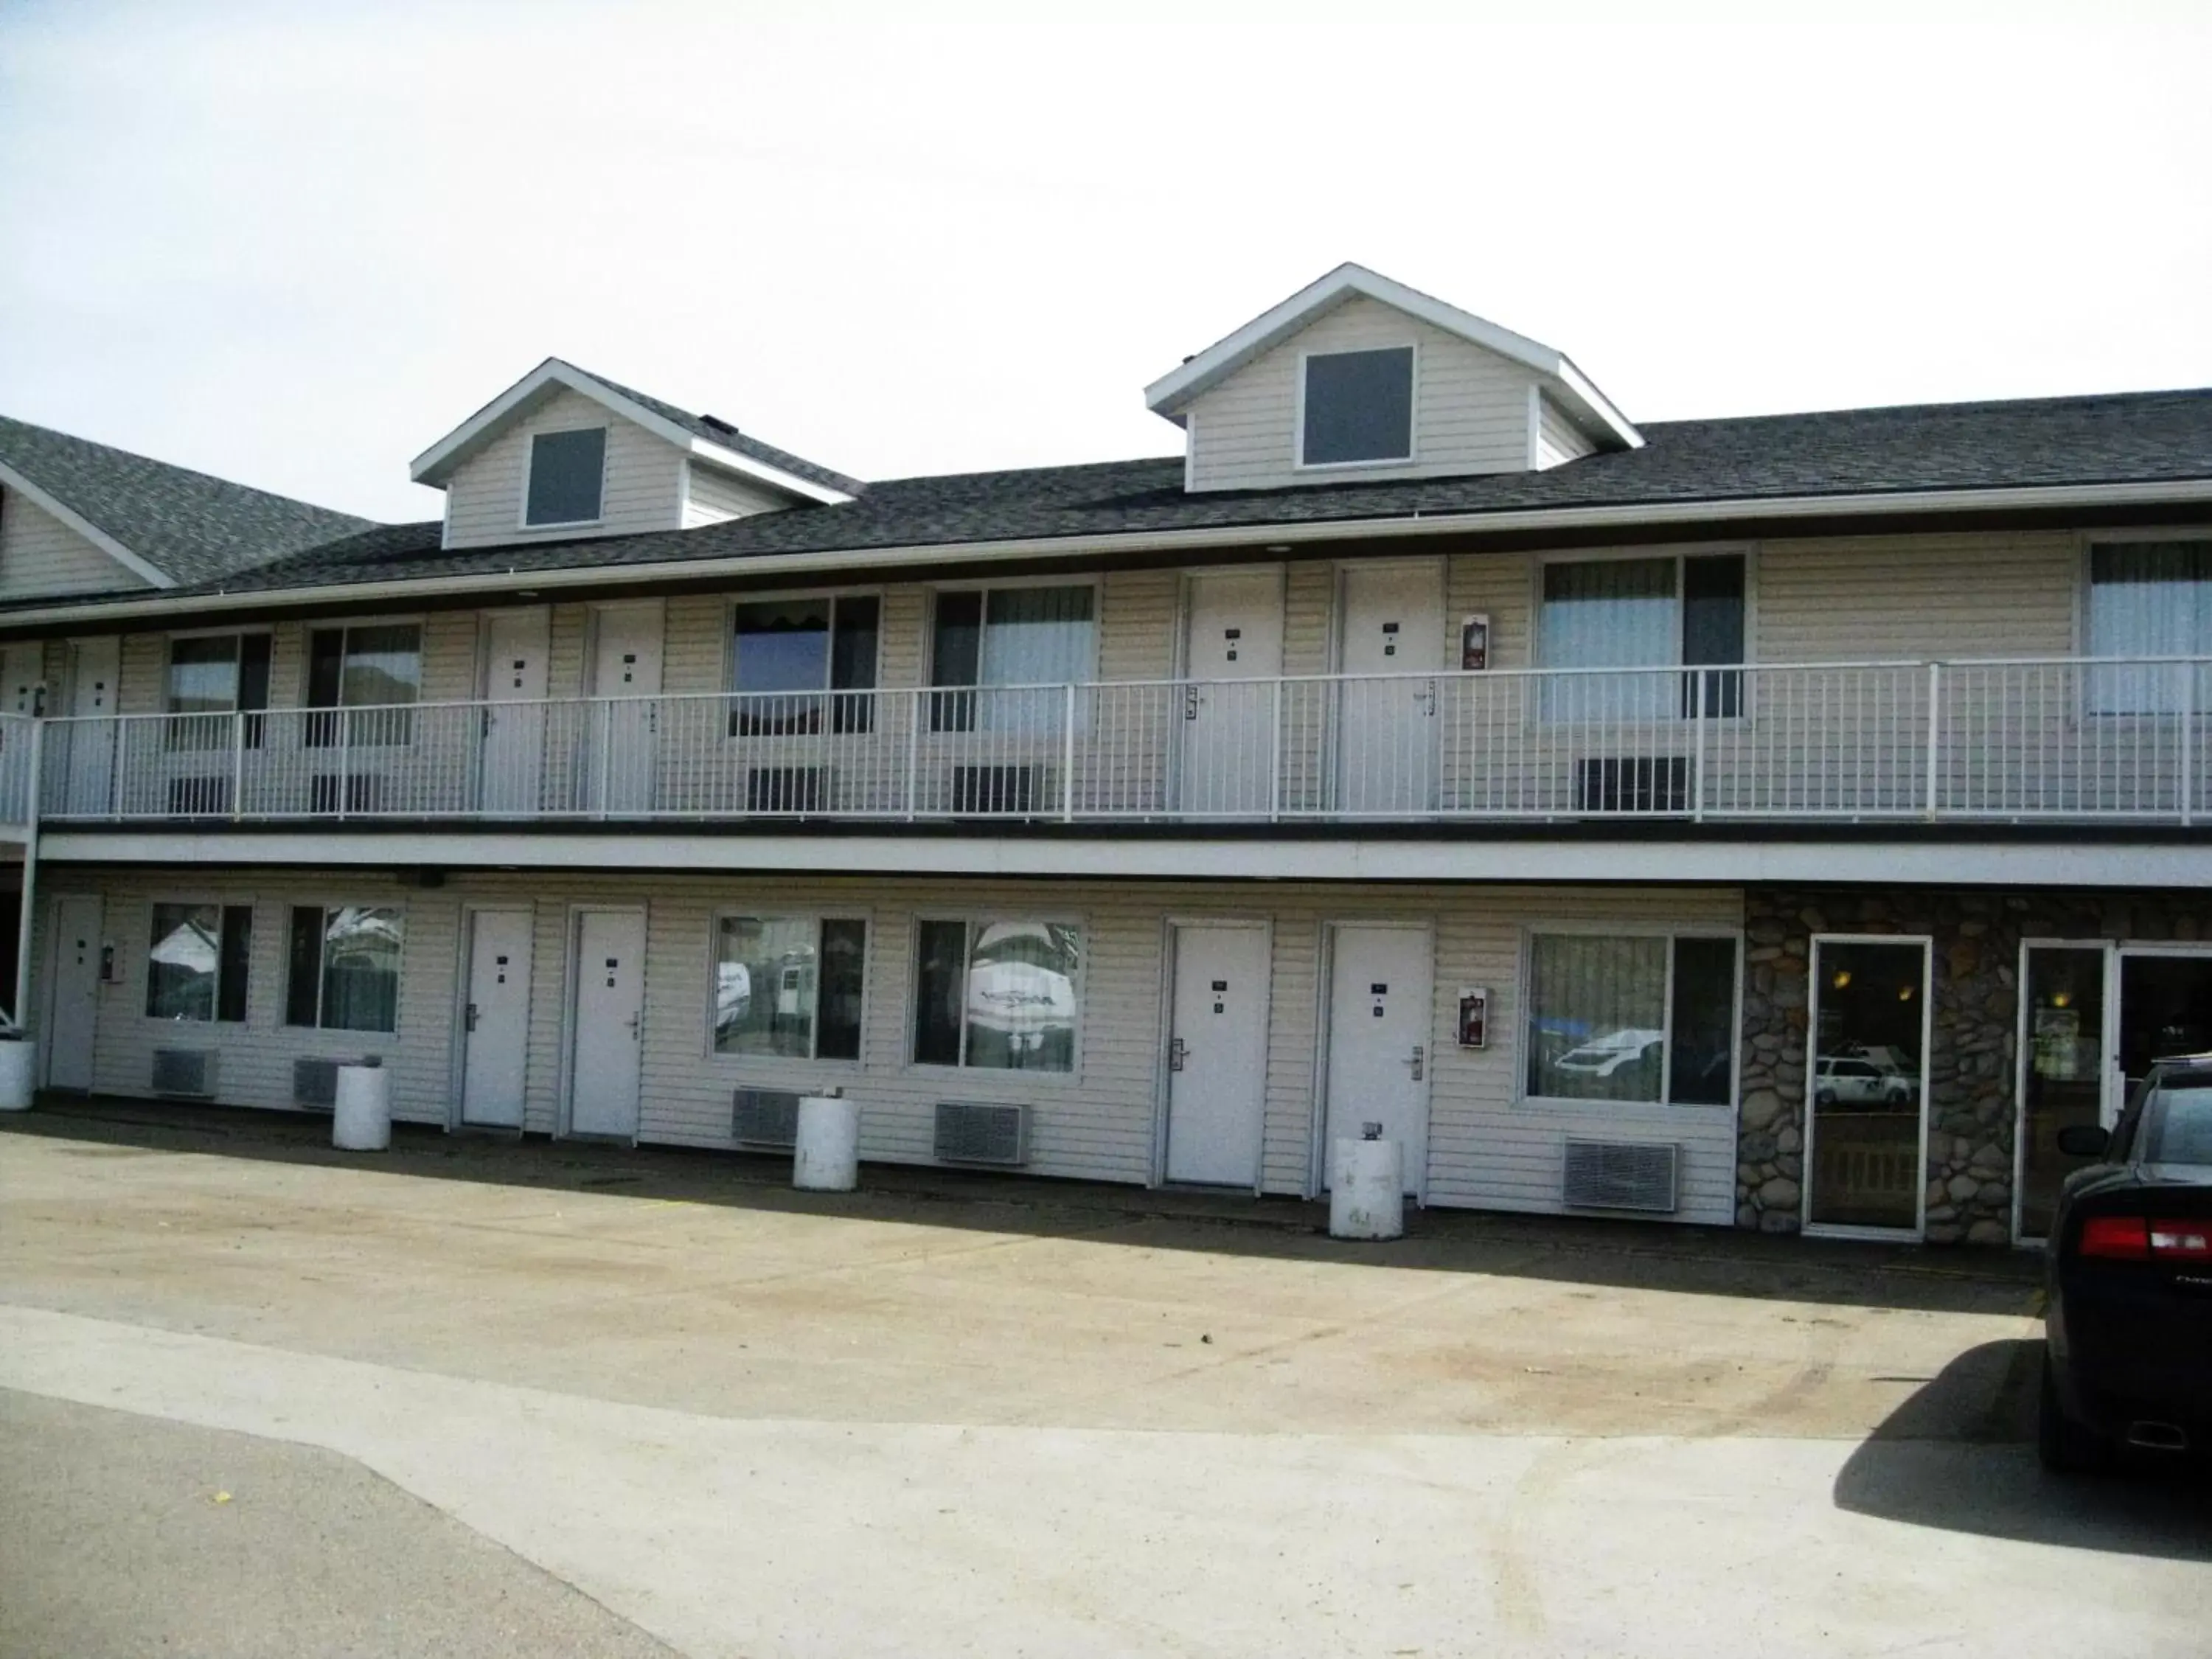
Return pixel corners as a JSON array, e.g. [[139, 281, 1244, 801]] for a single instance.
[[525, 428, 608, 526], [1302, 347, 1413, 466]]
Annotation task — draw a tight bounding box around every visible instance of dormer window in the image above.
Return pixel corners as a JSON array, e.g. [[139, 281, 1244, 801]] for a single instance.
[[523, 427, 608, 526], [1300, 346, 1413, 467]]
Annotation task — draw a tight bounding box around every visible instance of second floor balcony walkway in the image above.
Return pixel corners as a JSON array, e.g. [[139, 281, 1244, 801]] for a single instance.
[[10, 654, 2212, 833]]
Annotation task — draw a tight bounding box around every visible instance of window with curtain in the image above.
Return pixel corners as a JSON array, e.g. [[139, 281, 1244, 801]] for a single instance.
[[305, 625, 422, 748], [911, 918, 1080, 1072], [146, 902, 252, 1023], [1537, 554, 1744, 721], [166, 634, 271, 751], [729, 596, 878, 735], [929, 586, 1094, 733], [712, 914, 866, 1060], [285, 904, 402, 1032], [2087, 541, 2212, 714], [1525, 932, 1737, 1105]]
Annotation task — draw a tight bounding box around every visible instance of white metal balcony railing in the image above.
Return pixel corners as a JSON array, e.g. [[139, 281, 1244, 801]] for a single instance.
[[10, 655, 2212, 830]]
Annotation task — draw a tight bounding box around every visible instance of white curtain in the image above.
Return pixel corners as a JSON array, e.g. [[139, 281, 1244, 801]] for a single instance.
[[1538, 557, 1676, 721], [979, 587, 1093, 735], [2088, 542, 2212, 714]]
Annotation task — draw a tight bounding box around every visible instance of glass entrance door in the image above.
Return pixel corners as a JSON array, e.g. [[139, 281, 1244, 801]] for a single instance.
[[2018, 946, 2109, 1240], [1806, 938, 1931, 1235]]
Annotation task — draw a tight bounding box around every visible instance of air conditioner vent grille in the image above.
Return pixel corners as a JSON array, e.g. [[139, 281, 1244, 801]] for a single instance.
[[933, 1101, 1028, 1166], [1562, 1138, 1679, 1213], [293, 1057, 343, 1110], [732, 1088, 803, 1149], [151, 1048, 217, 1099]]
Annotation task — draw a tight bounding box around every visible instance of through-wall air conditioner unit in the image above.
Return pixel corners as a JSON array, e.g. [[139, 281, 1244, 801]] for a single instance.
[[731, 1088, 804, 1150], [310, 773, 383, 814], [151, 1048, 218, 1099], [167, 776, 233, 816], [746, 767, 829, 814], [1561, 1138, 1680, 1213], [1576, 757, 1689, 814], [949, 765, 1043, 815], [293, 1057, 344, 1110], [933, 1101, 1029, 1166]]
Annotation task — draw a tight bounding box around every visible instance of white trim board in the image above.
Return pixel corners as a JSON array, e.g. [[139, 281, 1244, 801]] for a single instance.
[[38, 830, 2212, 889]]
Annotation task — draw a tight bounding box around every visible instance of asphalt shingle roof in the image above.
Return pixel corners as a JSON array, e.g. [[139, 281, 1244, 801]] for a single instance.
[[0, 414, 373, 587], [167, 385, 2212, 601], [562, 363, 866, 497]]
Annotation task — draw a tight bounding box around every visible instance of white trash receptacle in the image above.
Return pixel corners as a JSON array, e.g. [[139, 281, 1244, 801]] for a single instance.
[[1329, 1135, 1405, 1240], [333, 1063, 392, 1152], [793, 1093, 860, 1192], [0, 1038, 34, 1111]]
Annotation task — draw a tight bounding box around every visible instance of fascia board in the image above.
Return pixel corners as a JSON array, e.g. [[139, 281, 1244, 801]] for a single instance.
[[0, 459, 175, 589]]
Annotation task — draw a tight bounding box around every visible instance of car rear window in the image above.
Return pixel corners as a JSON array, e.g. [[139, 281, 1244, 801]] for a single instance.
[[2147, 1079, 2212, 1166]]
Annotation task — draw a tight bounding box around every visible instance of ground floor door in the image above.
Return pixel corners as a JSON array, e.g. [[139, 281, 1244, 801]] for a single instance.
[[46, 894, 101, 1091], [459, 909, 534, 1129], [1320, 924, 1433, 1195], [568, 908, 645, 1138], [1804, 937, 1930, 1237], [1163, 922, 1270, 1186]]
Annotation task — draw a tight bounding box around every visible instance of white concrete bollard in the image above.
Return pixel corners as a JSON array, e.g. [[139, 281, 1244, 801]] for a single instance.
[[0, 1038, 33, 1111], [332, 1063, 392, 1152], [793, 1093, 860, 1192], [1329, 1136, 1404, 1240]]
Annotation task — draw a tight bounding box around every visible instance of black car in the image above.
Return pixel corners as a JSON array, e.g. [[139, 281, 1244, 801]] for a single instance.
[[2039, 1053, 2212, 1472]]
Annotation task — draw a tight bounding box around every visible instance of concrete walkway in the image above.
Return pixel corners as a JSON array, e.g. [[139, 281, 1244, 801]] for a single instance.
[[2, 1109, 2206, 1658]]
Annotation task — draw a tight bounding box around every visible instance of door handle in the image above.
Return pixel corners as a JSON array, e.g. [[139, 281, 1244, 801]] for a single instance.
[[625, 1012, 641, 1040], [1421, 679, 1438, 716], [1183, 686, 1200, 722], [1168, 1036, 1187, 1072], [465, 1003, 479, 1032], [1406, 1044, 1425, 1081]]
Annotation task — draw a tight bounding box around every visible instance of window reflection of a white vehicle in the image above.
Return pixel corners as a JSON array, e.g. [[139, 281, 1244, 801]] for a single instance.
[[1815, 1054, 1913, 1107], [1551, 1027, 1665, 1081], [715, 962, 752, 1030]]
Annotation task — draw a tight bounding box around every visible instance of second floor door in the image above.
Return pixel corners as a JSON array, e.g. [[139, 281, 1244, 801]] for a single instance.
[[585, 603, 663, 815], [479, 608, 549, 815], [1179, 570, 1283, 815], [1337, 562, 1442, 815]]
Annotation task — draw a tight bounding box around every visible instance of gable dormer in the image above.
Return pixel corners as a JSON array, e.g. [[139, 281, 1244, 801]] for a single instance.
[[411, 359, 860, 552], [1145, 264, 1639, 493]]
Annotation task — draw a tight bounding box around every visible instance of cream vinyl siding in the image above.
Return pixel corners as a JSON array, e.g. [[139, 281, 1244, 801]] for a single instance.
[[1182, 296, 1544, 492], [1755, 529, 2078, 661], [38, 866, 1744, 1223], [0, 490, 147, 597], [1534, 394, 1596, 470], [681, 462, 792, 528], [441, 389, 686, 549]]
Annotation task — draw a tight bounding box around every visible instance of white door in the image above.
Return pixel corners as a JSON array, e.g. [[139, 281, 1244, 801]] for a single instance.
[[587, 605, 663, 814], [1322, 925, 1434, 1195], [1337, 563, 1442, 814], [1180, 571, 1284, 816], [479, 608, 549, 815], [568, 908, 645, 1138], [62, 636, 119, 816], [1164, 924, 1271, 1186], [46, 894, 101, 1091], [459, 909, 534, 1129], [0, 643, 41, 807]]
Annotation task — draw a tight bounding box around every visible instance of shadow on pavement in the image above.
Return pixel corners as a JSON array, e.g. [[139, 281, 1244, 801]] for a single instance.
[[1832, 1338, 2212, 1562], [5, 1096, 2042, 1318]]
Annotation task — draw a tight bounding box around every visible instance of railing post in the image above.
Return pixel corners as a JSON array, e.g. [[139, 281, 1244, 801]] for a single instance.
[[2182, 660, 2197, 828], [1061, 682, 1076, 822], [231, 710, 246, 821], [1269, 680, 1282, 823], [1691, 675, 1708, 823], [1923, 661, 1943, 819], [13, 717, 42, 1032], [905, 691, 921, 821]]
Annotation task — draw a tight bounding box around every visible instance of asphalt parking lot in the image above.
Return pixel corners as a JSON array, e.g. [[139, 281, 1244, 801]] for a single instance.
[[2, 1102, 2206, 1658]]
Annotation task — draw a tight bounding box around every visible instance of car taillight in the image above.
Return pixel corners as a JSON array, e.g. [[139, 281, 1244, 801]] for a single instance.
[[2079, 1216, 2152, 1259], [2149, 1220, 2212, 1259]]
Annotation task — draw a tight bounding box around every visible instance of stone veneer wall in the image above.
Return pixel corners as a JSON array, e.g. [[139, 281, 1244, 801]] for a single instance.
[[1737, 887, 2212, 1245]]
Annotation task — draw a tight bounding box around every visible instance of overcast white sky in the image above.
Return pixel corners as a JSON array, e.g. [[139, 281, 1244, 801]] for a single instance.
[[2, 0, 2208, 523]]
